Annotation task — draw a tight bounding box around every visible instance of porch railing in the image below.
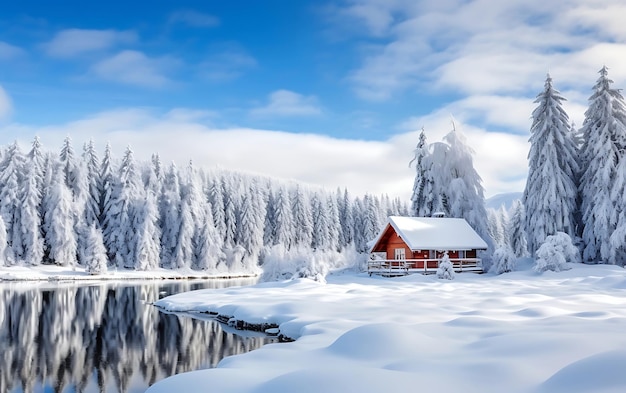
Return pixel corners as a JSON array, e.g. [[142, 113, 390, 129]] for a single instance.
[[367, 258, 482, 276]]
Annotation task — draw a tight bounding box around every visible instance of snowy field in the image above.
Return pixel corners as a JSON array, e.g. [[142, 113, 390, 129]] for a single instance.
[[151, 262, 626, 393]]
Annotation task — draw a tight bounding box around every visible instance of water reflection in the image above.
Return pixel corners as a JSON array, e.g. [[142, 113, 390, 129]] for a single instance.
[[0, 279, 273, 393]]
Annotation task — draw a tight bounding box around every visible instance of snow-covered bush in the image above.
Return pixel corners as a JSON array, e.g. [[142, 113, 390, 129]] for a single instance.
[[437, 252, 455, 280], [261, 245, 321, 282], [534, 232, 579, 273], [490, 245, 516, 274], [260, 245, 359, 283]]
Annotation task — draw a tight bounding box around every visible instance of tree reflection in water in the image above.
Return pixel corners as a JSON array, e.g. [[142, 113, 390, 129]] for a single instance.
[[0, 280, 274, 393]]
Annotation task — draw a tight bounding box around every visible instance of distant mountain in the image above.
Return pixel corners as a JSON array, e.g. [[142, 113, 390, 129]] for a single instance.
[[486, 192, 523, 211]]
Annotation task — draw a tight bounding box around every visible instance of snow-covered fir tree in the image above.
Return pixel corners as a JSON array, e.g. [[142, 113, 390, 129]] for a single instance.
[[16, 164, 44, 264], [291, 185, 313, 247], [84, 223, 107, 274], [338, 188, 354, 248], [0, 215, 7, 266], [44, 164, 77, 266], [437, 252, 455, 280], [133, 191, 161, 271], [27, 136, 46, 197], [82, 140, 101, 227], [0, 142, 25, 262], [102, 146, 142, 268], [508, 200, 528, 257], [409, 129, 435, 217], [523, 74, 579, 256], [422, 123, 494, 265], [579, 66, 626, 263], [158, 162, 181, 269], [193, 202, 224, 271]]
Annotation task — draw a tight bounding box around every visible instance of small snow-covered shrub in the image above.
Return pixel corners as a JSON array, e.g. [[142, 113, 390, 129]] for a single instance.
[[534, 232, 579, 273], [261, 245, 332, 283], [490, 245, 516, 274], [437, 252, 455, 280]]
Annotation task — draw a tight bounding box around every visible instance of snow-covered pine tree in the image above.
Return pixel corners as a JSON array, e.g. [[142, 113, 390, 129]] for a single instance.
[[437, 251, 455, 280], [523, 74, 579, 256], [263, 188, 277, 246], [326, 194, 341, 252], [235, 180, 265, 266], [133, 190, 161, 271], [151, 153, 163, 183], [579, 66, 626, 263], [84, 223, 107, 274], [99, 143, 114, 225], [311, 193, 330, 251], [27, 136, 46, 198], [193, 202, 224, 271], [424, 124, 493, 257], [82, 140, 101, 227], [0, 215, 7, 266], [508, 199, 528, 257], [409, 128, 434, 217], [59, 136, 77, 194], [16, 163, 44, 264], [44, 164, 77, 266], [273, 186, 294, 249], [222, 175, 238, 248], [359, 194, 380, 252], [291, 185, 313, 247], [102, 146, 142, 268], [337, 188, 352, 249], [351, 197, 365, 252], [487, 208, 504, 248], [0, 142, 25, 263], [158, 162, 181, 268], [208, 174, 226, 239]]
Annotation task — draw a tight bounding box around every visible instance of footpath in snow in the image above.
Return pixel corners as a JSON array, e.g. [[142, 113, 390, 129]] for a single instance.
[[151, 263, 626, 393]]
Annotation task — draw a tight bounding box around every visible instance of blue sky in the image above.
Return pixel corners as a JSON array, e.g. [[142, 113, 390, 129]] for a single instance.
[[1, 0, 626, 199]]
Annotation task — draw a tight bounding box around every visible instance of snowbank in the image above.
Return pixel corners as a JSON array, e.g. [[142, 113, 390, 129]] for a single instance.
[[150, 263, 626, 393], [0, 264, 258, 281]]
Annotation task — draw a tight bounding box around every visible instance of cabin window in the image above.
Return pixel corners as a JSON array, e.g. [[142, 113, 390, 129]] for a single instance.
[[394, 248, 406, 260], [458, 250, 465, 258]]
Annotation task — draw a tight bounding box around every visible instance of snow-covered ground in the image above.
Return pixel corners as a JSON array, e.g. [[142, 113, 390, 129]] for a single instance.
[[150, 262, 626, 393], [0, 264, 258, 281]]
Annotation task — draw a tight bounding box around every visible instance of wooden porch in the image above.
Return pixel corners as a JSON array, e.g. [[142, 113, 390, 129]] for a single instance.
[[367, 258, 483, 276]]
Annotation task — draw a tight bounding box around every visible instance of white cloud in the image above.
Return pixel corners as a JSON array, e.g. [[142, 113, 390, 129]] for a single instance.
[[0, 86, 12, 120], [340, 0, 626, 100], [251, 90, 322, 117], [0, 42, 25, 60], [90, 50, 178, 88], [44, 29, 137, 57], [198, 45, 257, 82], [168, 10, 220, 28], [0, 106, 526, 201]]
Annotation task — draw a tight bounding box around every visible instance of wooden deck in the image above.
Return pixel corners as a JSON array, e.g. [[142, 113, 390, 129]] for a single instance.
[[367, 258, 483, 276]]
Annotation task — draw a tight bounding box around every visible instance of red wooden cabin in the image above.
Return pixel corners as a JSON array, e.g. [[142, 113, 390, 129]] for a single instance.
[[368, 216, 488, 275]]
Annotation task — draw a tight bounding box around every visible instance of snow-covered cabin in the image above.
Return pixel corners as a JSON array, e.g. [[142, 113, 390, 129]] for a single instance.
[[368, 216, 488, 275]]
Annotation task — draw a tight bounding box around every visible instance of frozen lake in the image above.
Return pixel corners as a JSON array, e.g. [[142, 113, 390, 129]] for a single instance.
[[0, 279, 274, 393]]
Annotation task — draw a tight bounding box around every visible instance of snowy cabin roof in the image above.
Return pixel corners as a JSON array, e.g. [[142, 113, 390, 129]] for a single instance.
[[369, 216, 488, 253]]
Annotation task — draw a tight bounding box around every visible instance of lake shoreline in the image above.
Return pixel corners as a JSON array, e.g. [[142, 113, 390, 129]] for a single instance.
[[0, 264, 260, 282]]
